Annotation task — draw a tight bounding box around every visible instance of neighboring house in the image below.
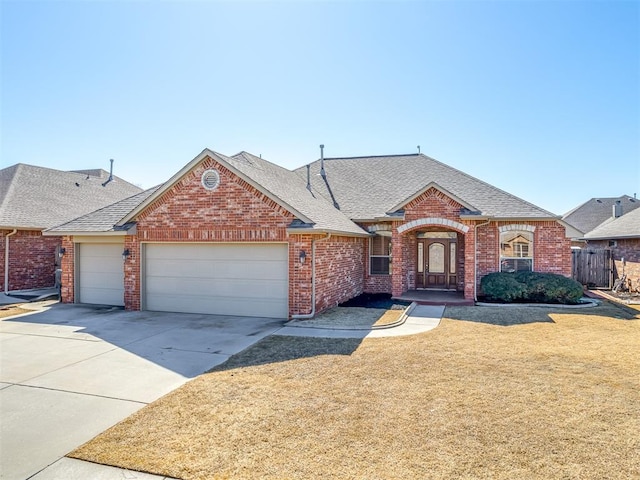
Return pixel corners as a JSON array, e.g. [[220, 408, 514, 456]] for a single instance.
[[46, 149, 571, 319], [0, 164, 142, 293], [582, 205, 640, 290], [562, 195, 640, 248]]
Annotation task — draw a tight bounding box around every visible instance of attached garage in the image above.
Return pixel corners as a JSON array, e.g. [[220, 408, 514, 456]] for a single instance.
[[76, 243, 125, 306], [143, 243, 289, 318]]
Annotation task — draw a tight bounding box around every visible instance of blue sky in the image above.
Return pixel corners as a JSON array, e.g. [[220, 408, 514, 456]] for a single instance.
[[2, 0, 638, 216]]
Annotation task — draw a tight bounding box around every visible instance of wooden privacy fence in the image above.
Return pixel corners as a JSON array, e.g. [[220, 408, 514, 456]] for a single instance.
[[572, 249, 612, 288]]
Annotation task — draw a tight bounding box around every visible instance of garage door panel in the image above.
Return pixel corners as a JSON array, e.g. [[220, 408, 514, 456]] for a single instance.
[[79, 272, 126, 289], [146, 244, 288, 262], [146, 258, 287, 279], [79, 287, 125, 306], [145, 276, 288, 298], [144, 244, 288, 318], [147, 294, 285, 318], [78, 244, 124, 306]]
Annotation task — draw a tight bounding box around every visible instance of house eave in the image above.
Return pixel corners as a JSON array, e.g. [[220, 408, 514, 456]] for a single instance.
[[488, 216, 561, 222], [42, 230, 131, 237], [583, 234, 640, 241], [286, 227, 370, 238], [0, 225, 46, 231]]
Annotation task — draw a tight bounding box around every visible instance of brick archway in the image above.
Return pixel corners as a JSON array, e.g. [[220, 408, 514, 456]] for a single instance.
[[397, 217, 470, 234], [392, 217, 474, 299]]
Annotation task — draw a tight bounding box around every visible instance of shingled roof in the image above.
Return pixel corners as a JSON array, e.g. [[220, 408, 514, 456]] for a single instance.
[[0, 164, 143, 230], [562, 195, 640, 235], [227, 151, 367, 235], [583, 207, 640, 240], [294, 154, 557, 220], [45, 149, 563, 236], [45, 187, 161, 234]]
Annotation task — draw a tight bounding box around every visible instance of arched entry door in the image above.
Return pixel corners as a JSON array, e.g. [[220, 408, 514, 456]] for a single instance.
[[416, 232, 457, 289]]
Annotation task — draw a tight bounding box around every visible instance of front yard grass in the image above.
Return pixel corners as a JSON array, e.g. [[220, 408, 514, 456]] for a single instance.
[[71, 302, 639, 480]]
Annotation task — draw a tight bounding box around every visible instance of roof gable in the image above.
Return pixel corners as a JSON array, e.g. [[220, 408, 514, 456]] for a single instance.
[[387, 182, 479, 214], [118, 149, 367, 237]]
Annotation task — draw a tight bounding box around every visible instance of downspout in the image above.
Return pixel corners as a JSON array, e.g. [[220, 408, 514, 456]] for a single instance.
[[474, 219, 491, 301], [291, 233, 332, 320], [4, 229, 17, 294]]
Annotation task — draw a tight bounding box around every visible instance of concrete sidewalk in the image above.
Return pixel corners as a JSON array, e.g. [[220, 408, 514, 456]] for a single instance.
[[275, 304, 444, 338]]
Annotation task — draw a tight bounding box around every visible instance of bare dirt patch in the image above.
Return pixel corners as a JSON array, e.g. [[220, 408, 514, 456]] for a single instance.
[[0, 305, 32, 319], [71, 302, 639, 480]]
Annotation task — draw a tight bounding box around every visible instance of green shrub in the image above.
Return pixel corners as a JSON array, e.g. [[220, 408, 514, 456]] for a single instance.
[[480, 272, 528, 302], [481, 272, 584, 304]]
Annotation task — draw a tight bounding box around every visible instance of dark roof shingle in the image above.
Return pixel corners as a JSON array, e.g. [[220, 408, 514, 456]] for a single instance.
[[46, 187, 161, 233], [0, 164, 143, 229], [562, 195, 640, 235], [294, 154, 556, 220]]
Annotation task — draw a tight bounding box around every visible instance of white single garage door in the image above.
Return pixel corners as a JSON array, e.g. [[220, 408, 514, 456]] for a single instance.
[[144, 243, 288, 318], [77, 243, 125, 306]]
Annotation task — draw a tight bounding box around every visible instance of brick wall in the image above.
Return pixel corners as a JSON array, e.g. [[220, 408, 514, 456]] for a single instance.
[[532, 221, 572, 276], [475, 221, 572, 296], [404, 187, 464, 221], [123, 235, 141, 310], [137, 158, 294, 242], [0, 229, 60, 292], [314, 236, 364, 311], [60, 237, 75, 303]]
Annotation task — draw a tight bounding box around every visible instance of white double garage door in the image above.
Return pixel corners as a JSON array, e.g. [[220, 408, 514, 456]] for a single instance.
[[76, 242, 289, 318]]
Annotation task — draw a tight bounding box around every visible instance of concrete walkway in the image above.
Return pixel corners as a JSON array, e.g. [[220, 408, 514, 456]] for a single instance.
[[276, 304, 444, 339]]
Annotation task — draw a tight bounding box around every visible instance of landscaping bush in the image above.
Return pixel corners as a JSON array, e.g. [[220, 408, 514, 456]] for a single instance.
[[480, 272, 528, 302], [481, 272, 584, 304]]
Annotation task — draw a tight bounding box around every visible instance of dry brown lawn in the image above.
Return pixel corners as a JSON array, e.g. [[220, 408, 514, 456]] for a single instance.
[[71, 302, 639, 480]]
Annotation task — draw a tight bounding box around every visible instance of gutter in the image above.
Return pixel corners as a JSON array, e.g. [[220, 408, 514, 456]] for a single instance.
[[474, 219, 492, 302], [290, 233, 332, 320], [285, 227, 369, 238], [4, 229, 17, 294]]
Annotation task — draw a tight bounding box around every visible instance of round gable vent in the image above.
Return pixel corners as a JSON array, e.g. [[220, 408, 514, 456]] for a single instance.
[[201, 169, 220, 191]]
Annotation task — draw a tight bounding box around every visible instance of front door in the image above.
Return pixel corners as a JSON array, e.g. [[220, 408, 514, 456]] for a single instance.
[[416, 237, 457, 289]]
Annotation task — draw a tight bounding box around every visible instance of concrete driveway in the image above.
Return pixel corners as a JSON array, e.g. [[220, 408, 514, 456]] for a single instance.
[[0, 302, 284, 480]]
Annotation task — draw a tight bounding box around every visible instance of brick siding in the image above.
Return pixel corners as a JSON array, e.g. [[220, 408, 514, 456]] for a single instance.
[[60, 237, 75, 303], [314, 236, 364, 311], [0, 229, 60, 292]]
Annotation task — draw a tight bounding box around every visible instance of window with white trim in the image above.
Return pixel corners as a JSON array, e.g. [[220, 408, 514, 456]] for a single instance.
[[500, 231, 533, 272], [370, 235, 391, 275]]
